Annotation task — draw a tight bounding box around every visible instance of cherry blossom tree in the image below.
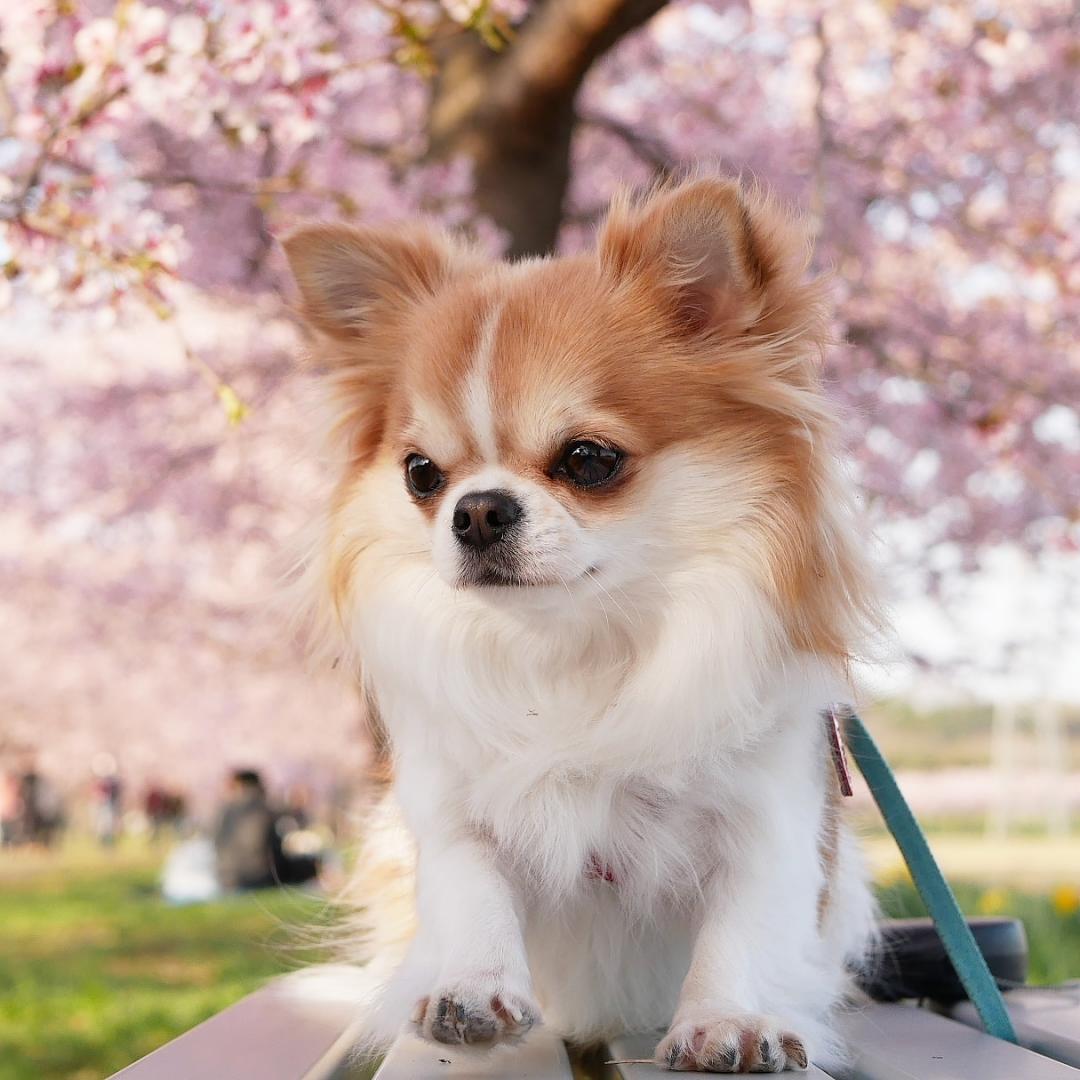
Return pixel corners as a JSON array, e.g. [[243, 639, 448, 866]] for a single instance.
[[1, 0, 1077, 795]]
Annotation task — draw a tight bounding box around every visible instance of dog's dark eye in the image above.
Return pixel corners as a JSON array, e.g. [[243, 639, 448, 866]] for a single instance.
[[553, 440, 624, 489], [405, 453, 444, 498]]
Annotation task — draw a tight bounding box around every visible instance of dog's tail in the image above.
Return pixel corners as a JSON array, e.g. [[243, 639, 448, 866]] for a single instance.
[[281, 787, 419, 1060]]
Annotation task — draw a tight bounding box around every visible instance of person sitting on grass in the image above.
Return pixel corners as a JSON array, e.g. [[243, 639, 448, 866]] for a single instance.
[[214, 768, 319, 891]]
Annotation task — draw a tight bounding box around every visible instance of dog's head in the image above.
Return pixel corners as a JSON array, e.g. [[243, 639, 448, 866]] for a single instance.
[[284, 178, 874, 662]]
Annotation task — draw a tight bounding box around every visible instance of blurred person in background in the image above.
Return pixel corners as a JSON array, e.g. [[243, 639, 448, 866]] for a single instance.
[[214, 768, 320, 892], [32, 774, 65, 848], [162, 789, 188, 837], [7, 759, 65, 848], [90, 753, 123, 848], [18, 764, 43, 845], [276, 782, 325, 885], [0, 770, 19, 846], [143, 781, 170, 844], [214, 769, 276, 891]]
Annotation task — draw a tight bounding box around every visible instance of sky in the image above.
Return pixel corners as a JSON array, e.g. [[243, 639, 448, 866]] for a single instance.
[[863, 542, 1080, 707]]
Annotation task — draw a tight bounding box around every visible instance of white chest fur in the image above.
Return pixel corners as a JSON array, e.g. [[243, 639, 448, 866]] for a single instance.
[[354, 557, 841, 916]]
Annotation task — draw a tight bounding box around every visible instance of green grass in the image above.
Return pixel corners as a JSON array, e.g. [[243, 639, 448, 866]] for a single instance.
[[1, 843, 1078, 1080], [0, 843, 328, 1080]]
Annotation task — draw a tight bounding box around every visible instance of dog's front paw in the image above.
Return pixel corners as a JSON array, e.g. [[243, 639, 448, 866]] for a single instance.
[[656, 1013, 808, 1073], [414, 976, 541, 1046]]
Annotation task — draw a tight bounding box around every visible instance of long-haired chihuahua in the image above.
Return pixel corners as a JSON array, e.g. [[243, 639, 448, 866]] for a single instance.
[[282, 176, 880, 1072]]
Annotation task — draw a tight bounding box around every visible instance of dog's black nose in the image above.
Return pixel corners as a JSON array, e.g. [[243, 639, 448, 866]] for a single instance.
[[452, 490, 522, 550]]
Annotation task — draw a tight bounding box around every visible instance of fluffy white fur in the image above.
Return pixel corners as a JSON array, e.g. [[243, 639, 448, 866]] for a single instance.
[[281, 178, 881, 1073]]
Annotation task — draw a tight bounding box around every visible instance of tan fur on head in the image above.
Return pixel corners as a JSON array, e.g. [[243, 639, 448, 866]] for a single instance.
[[283, 178, 878, 676]]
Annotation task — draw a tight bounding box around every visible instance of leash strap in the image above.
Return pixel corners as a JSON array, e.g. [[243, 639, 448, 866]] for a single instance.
[[839, 706, 1018, 1043]]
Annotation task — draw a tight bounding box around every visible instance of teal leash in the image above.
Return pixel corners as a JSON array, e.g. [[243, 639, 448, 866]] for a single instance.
[[839, 707, 1018, 1043]]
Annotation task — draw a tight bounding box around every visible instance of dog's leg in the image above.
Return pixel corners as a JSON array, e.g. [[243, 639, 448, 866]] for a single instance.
[[654, 768, 840, 1074], [410, 832, 540, 1046], [655, 874, 815, 1072]]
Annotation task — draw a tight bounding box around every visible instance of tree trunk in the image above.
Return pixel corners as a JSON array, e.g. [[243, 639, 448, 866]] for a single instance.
[[427, 0, 669, 258]]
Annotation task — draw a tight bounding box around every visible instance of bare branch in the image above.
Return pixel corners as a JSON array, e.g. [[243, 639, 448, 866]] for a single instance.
[[244, 123, 279, 281], [577, 110, 674, 172]]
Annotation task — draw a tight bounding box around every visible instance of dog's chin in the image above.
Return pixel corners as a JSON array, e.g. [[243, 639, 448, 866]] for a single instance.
[[457, 566, 558, 590], [453, 559, 596, 596]]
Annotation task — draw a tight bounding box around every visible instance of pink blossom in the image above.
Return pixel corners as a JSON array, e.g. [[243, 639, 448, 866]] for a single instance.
[[1, 0, 1077, 788]]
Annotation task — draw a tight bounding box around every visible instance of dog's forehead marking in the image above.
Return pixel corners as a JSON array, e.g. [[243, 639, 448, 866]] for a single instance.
[[406, 265, 611, 470], [461, 301, 501, 465], [488, 262, 609, 460]]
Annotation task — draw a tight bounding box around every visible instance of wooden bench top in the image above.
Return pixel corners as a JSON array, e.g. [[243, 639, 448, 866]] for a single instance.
[[111, 983, 1080, 1079]]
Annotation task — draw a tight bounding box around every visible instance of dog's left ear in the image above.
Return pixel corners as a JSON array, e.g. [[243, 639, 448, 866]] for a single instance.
[[598, 178, 808, 336]]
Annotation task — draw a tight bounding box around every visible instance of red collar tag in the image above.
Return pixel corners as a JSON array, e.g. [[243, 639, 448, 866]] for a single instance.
[[826, 704, 854, 797]]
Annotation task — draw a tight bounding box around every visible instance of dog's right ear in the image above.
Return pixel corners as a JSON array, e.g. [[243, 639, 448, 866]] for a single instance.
[[282, 222, 461, 340]]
